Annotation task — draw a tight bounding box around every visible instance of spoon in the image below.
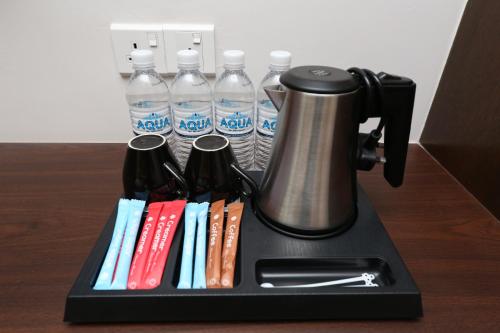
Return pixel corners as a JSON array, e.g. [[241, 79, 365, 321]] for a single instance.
[[260, 273, 375, 288]]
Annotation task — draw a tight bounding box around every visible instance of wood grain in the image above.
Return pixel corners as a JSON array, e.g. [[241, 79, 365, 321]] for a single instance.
[[420, 0, 500, 219], [0, 143, 499, 332]]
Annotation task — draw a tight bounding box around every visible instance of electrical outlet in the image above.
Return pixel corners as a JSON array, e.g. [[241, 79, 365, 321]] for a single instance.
[[110, 23, 167, 75], [164, 24, 215, 75]]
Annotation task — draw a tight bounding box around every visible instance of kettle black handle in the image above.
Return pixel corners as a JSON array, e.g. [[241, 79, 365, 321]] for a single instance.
[[378, 73, 416, 187], [349, 68, 416, 187]]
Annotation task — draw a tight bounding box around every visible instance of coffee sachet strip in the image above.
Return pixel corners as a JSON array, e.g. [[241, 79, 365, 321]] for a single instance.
[[206, 200, 225, 288], [221, 202, 244, 288]]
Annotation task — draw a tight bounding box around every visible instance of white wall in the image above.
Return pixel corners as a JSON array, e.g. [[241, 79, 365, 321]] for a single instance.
[[0, 0, 466, 143]]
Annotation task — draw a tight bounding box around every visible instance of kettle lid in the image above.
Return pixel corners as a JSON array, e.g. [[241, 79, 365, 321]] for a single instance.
[[280, 66, 358, 94]]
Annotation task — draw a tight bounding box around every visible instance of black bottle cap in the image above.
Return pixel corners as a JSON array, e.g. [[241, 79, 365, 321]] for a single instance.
[[280, 66, 359, 94]]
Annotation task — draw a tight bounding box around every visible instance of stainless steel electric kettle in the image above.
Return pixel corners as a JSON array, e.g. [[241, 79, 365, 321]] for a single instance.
[[255, 66, 416, 238]]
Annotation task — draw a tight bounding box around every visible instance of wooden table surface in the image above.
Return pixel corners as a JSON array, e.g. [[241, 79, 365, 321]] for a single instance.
[[0, 144, 499, 332]]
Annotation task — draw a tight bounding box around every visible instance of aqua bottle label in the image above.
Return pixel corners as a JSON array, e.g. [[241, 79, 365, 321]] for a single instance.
[[256, 100, 278, 137], [129, 103, 173, 135], [215, 103, 254, 136], [172, 103, 213, 137]]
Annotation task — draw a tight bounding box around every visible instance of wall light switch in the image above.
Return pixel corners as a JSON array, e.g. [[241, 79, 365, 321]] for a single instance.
[[147, 32, 158, 47], [110, 23, 167, 75], [164, 24, 215, 75], [192, 33, 201, 44]]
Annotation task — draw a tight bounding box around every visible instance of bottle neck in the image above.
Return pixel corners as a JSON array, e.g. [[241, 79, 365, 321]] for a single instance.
[[133, 64, 155, 71], [132, 66, 157, 77], [223, 64, 245, 72], [178, 64, 200, 71], [269, 65, 290, 72]]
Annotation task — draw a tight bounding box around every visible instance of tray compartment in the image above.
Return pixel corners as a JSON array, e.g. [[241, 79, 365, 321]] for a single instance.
[[256, 257, 394, 288], [171, 215, 242, 288], [89, 210, 149, 288]]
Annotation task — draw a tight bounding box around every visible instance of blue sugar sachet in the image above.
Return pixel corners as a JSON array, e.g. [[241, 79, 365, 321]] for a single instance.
[[110, 199, 146, 290], [94, 199, 130, 290], [177, 202, 199, 289], [192, 202, 209, 289]]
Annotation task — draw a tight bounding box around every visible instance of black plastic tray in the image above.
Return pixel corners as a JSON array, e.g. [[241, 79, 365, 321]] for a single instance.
[[64, 172, 422, 322]]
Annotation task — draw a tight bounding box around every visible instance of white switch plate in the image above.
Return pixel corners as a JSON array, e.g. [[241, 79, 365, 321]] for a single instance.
[[110, 23, 167, 75], [164, 24, 215, 75]]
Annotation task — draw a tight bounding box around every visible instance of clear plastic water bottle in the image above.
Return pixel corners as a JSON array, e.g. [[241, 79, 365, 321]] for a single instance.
[[214, 50, 255, 170], [126, 49, 175, 149], [255, 51, 291, 170], [171, 49, 213, 170]]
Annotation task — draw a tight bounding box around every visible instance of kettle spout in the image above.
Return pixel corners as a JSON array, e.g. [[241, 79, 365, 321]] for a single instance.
[[264, 85, 286, 111]]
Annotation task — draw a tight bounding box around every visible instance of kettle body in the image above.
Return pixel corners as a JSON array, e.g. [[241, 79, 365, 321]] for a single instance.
[[257, 87, 359, 236], [255, 65, 416, 237]]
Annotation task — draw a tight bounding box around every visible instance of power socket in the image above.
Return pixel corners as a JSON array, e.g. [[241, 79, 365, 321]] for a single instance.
[[164, 24, 215, 75], [110, 23, 167, 75]]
